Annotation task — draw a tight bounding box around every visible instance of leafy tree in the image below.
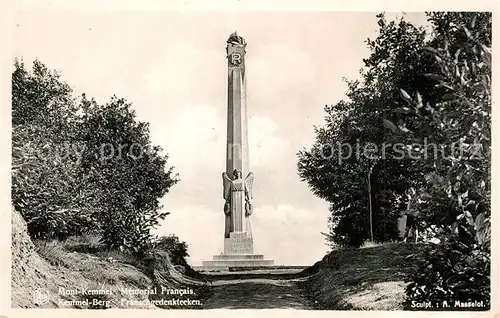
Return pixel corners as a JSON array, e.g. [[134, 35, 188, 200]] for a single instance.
[[390, 12, 491, 308], [12, 59, 95, 239], [12, 59, 78, 138], [298, 11, 491, 307], [12, 59, 179, 253], [298, 14, 430, 247], [76, 95, 179, 252]]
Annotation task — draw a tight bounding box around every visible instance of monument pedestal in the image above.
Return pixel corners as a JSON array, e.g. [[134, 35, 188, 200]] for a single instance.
[[224, 231, 253, 254], [202, 232, 274, 269]]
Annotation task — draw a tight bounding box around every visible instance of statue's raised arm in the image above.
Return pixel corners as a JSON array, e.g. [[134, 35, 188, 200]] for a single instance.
[[222, 172, 232, 200]]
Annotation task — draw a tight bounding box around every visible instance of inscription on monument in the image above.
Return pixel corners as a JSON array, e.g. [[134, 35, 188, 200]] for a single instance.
[[224, 232, 253, 254]]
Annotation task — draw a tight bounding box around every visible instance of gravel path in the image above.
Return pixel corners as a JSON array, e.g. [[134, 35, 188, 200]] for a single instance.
[[202, 274, 311, 309]]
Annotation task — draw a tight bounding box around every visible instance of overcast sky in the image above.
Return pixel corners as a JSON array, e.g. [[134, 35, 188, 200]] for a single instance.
[[13, 10, 428, 265]]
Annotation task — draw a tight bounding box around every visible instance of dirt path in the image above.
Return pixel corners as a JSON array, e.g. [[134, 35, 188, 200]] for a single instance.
[[202, 274, 311, 309]]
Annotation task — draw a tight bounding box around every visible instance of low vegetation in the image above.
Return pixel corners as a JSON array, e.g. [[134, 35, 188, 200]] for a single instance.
[[299, 243, 421, 310], [12, 207, 210, 309]]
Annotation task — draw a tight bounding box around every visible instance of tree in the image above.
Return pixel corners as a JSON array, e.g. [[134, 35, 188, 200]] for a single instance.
[[298, 11, 491, 307], [12, 59, 95, 240], [76, 95, 179, 252], [298, 14, 429, 247], [12, 59, 179, 253], [388, 12, 491, 308]]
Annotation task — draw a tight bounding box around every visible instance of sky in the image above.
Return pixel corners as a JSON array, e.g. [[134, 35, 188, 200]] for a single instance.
[[13, 10, 428, 265]]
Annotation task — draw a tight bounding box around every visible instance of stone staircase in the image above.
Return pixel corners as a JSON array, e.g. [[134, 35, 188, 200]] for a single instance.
[[200, 231, 274, 271], [202, 254, 274, 268]]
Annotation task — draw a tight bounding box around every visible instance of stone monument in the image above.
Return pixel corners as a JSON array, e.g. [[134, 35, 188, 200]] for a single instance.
[[202, 32, 274, 269]]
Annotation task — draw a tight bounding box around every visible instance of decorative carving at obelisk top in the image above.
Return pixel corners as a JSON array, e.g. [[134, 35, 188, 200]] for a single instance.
[[227, 31, 246, 45], [226, 31, 246, 66], [201, 32, 273, 268]]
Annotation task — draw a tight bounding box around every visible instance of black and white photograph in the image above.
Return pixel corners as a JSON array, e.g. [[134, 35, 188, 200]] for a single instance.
[[4, 1, 494, 313]]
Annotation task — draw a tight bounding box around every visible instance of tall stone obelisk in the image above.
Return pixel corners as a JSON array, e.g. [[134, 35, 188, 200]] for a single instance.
[[223, 31, 253, 254], [226, 32, 249, 193], [201, 32, 273, 269]]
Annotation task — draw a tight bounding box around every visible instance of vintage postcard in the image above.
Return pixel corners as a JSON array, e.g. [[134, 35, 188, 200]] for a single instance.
[[2, 0, 497, 316]]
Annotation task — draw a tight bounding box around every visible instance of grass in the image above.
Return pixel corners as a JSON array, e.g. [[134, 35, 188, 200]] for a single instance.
[[23, 234, 212, 309], [35, 238, 153, 288], [35, 235, 202, 284], [359, 240, 399, 249], [299, 242, 422, 310]]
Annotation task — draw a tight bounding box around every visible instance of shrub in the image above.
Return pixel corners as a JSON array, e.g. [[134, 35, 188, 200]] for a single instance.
[[153, 235, 189, 266], [404, 220, 490, 310]]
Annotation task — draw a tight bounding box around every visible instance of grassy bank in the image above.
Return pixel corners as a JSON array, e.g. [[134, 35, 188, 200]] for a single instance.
[[12, 209, 211, 309], [298, 243, 422, 310]]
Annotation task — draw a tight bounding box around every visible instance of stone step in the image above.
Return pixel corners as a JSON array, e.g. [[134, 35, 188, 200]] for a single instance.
[[213, 254, 264, 260], [202, 259, 274, 267], [194, 265, 229, 272]]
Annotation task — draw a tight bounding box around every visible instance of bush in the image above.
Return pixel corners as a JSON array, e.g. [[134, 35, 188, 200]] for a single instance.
[[153, 235, 189, 266], [405, 237, 490, 309], [405, 210, 490, 309]]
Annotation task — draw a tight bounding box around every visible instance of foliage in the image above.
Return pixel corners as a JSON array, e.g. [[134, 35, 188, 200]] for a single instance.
[[76, 95, 178, 252], [11, 59, 179, 252], [12, 59, 77, 130], [388, 12, 491, 307], [388, 12, 491, 229], [12, 60, 95, 240], [298, 14, 430, 247], [153, 235, 189, 266], [298, 11, 490, 307], [404, 216, 490, 309]]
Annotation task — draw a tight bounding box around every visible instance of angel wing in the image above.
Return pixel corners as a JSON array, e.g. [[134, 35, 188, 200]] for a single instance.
[[244, 172, 254, 199], [222, 172, 232, 200]]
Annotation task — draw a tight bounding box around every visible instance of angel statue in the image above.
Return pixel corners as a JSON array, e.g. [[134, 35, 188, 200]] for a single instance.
[[222, 169, 254, 238]]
